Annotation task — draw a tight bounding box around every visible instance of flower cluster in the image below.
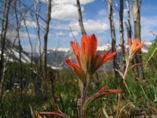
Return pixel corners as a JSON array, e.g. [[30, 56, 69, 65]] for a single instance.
[[63, 34, 116, 85], [34, 34, 145, 118], [129, 38, 145, 60]]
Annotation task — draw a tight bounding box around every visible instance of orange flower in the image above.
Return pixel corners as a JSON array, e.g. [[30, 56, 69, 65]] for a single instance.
[[63, 56, 86, 84], [63, 34, 116, 84], [34, 110, 46, 118], [129, 38, 145, 60]]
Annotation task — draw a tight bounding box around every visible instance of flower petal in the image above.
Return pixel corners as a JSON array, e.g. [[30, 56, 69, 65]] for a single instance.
[[94, 49, 111, 70], [81, 34, 87, 57], [89, 34, 97, 58], [129, 40, 145, 59], [130, 39, 138, 55], [102, 52, 116, 64], [128, 38, 132, 47], [86, 34, 97, 69], [34, 110, 44, 118], [81, 34, 87, 69], [70, 41, 81, 67], [94, 50, 116, 72], [63, 56, 86, 85]]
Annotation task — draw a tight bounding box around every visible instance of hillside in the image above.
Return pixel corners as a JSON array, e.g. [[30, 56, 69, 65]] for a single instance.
[[46, 42, 152, 71], [0, 39, 31, 63], [1, 39, 151, 71]]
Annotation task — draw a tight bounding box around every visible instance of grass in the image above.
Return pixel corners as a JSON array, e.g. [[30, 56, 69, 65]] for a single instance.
[[0, 63, 157, 118]]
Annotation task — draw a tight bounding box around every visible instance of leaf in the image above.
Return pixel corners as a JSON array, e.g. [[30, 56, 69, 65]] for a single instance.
[[83, 87, 123, 111], [127, 63, 146, 73], [40, 112, 66, 117], [119, 45, 129, 65], [115, 68, 124, 78], [118, 102, 135, 117], [102, 107, 110, 118], [29, 104, 35, 118]]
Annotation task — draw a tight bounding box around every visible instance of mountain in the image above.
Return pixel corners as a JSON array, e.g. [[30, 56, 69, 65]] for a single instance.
[[46, 42, 152, 71], [2, 39, 151, 71], [46, 48, 70, 67], [1, 39, 31, 63]]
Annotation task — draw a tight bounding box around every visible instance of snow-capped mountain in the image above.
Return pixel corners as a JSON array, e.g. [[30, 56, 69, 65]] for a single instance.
[[97, 42, 151, 53], [49, 42, 152, 71], [2, 39, 151, 71], [1, 39, 31, 63], [47, 47, 70, 53]]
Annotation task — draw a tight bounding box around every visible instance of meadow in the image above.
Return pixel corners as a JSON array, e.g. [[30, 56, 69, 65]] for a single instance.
[[0, 38, 157, 118], [0, 61, 157, 118]]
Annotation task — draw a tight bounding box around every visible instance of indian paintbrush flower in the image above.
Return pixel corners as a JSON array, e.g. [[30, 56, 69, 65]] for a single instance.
[[129, 38, 145, 60], [63, 34, 116, 85], [119, 38, 145, 65], [34, 110, 46, 118], [116, 38, 145, 117], [32, 103, 36, 106]]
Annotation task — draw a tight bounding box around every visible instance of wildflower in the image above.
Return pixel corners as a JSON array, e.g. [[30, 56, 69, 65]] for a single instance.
[[54, 95, 58, 100], [80, 34, 116, 75], [32, 103, 36, 106], [63, 56, 86, 85], [34, 110, 46, 118], [119, 38, 145, 65], [26, 93, 29, 96], [129, 38, 145, 60], [63, 34, 116, 85]]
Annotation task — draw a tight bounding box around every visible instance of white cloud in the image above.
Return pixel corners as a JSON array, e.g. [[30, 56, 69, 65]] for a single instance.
[[69, 19, 109, 33], [56, 31, 65, 36], [23, 45, 70, 52], [6, 30, 36, 40], [23, 45, 36, 52], [98, 9, 107, 16], [141, 15, 157, 38], [20, 32, 36, 38], [113, 13, 117, 16], [51, 22, 69, 30], [51, 4, 84, 21], [51, 0, 93, 21], [141, 16, 157, 27], [40, 0, 94, 5], [21, 20, 38, 27], [123, 9, 127, 13], [69, 31, 79, 37]]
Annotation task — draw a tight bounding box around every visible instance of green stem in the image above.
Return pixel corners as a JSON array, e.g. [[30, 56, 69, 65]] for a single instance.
[[116, 64, 129, 118], [123, 64, 129, 83], [81, 85, 86, 118], [81, 72, 88, 118], [124, 82, 131, 96], [116, 93, 121, 118]]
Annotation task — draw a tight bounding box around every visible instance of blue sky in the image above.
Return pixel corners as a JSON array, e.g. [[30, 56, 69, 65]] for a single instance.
[[20, 0, 157, 52]]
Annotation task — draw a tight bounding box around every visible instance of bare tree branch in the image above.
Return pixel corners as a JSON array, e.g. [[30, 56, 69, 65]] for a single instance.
[[76, 0, 86, 35], [106, 0, 119, 14], [42, 0, 52, 83], [69, 27, 80, 47]]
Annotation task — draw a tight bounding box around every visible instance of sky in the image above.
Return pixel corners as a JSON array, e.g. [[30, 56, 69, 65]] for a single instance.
[[19, 0, 157, 52]]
